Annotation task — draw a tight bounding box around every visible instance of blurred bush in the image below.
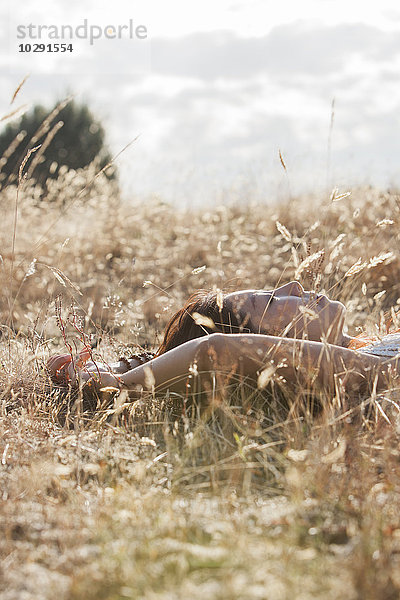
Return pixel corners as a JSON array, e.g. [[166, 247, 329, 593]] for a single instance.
[[0, 98, 115, 189]]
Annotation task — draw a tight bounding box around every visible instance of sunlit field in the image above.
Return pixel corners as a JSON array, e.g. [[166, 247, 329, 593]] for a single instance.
[[1, 143, 400, 599]]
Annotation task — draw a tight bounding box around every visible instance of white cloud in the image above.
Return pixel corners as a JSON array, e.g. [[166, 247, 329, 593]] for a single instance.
[[1, 1, 400, 204], [150, 23, 400, 81]]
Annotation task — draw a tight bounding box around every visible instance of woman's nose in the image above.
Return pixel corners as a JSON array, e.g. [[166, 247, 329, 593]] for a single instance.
[[291, 281, 305, 296]]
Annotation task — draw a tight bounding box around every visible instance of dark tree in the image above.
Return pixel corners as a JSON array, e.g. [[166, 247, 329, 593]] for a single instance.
[[0, 99, 115, 186]]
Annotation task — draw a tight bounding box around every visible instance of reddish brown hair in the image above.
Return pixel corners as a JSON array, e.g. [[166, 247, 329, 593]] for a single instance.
[[155, 290, 245, 356]]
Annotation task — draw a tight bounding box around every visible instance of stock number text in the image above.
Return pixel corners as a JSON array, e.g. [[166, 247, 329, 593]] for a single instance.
[[18, 43, 73, 53]]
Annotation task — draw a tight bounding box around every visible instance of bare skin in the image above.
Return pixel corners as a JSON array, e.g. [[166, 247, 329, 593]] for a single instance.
[[224, 281, 350, 346], [47, 282, 400, 398]]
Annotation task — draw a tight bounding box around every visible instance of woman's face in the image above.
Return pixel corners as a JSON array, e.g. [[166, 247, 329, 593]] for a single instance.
[[225, 281, 346, 345]]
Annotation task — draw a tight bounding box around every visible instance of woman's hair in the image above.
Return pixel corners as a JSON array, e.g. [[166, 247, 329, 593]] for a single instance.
[[155, 290, 246, 356]]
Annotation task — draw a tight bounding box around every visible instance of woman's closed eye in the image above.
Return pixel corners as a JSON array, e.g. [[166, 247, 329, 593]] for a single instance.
[[258, 293, 275, 307], [258, 292, 275, 301]]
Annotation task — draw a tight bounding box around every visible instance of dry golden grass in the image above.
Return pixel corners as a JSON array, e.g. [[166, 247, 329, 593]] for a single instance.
[[1, 148, 400, 599]]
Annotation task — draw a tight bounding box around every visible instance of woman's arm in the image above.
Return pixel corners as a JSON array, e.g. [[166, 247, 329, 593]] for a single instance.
[[47, 351, 144, 385], [49, 334, 399, 397], [205, 334, 400, 395], [119, 333, 400, 397], [47, 339, 209, 391]]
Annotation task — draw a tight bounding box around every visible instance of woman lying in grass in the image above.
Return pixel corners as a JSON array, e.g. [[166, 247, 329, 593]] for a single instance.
[[47, 281, 400, 399]]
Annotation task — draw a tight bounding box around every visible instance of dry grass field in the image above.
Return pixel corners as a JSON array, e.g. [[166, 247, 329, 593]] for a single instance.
[[1, 153, 400, 599]]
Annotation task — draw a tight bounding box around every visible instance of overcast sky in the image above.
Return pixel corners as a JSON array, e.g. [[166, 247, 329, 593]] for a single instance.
[[2, 0, 400, 205]]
